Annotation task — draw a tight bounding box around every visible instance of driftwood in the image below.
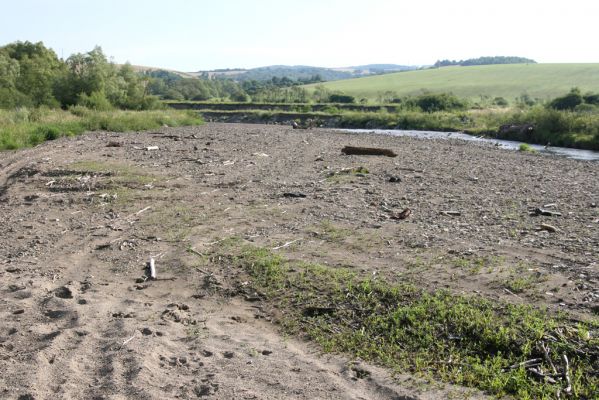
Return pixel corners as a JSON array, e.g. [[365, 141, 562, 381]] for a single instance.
[[538, 223, 558, 233], [531, 208, 562, 217], [441, 210, 461, 217], [341, 146, 397, 157]]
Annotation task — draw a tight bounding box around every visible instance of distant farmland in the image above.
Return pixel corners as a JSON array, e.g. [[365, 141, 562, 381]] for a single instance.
[[305, 63, 599, 101]]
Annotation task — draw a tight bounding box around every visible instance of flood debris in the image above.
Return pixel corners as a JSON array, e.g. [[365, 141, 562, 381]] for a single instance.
[[531, 207, 562, 217], [282, 192, 306, 198], [341, 146, 397, 157], [538, 223, 558, 233], [390, 208, 411, 220], [441, 210, 461, 217], [292, 120, 316, 130]]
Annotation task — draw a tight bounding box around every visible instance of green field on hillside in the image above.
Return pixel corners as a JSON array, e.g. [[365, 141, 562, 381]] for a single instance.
[[306, 64, 599, 101]]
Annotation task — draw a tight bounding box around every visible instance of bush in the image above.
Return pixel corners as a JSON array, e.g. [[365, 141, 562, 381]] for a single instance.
[[583, 93, 599, 105], [78, 91, 114, 111], [328, 94, 355, 103], [549, 89, 583, 110], [414, 93, 467, 112], [492, 97, 509, 106], [518, 143, 536, 152]]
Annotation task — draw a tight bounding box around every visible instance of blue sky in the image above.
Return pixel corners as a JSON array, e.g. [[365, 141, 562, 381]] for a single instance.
[[2, 0, 597, 71]]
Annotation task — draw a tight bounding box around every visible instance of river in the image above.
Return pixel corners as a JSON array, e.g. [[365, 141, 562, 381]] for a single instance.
[[341, 129, 599, 161]]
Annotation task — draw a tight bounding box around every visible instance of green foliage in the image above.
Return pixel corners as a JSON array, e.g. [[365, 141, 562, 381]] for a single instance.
[[518, 143, 536, 153], [493, 96, 509, 106], [1, 41, 64, 107], [549, 88, 583, 110], [583, 93, 599, 105], [328, 94, 355, 103], [0, 42, 160, 111], [411, 93, 467, 112], [223, 244, 599, 399], [0, 108, 203, 150], [434, 56, 536, 67], [78, 91, 114, 111]]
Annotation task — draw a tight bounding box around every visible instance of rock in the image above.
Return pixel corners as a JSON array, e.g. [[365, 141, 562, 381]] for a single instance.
[[141, 327, 153, 336], [12, 309, 25, 315], [54, 286, 73, 299]]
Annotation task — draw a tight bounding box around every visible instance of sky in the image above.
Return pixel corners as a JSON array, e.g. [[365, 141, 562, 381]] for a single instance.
[[1, 0, 598, 71]]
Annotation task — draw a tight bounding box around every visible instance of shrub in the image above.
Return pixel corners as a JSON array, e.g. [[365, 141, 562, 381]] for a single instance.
[[518, 143, 536, 152], [548, 89, 583, 110], [78, 91, 114, 111], [328, 94, 355, 103], [414, 93, 467, 112], [583, 93, 599, 105], [492, 97, 509, 106]]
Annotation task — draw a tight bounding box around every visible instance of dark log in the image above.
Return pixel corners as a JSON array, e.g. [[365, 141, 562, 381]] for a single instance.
[[342, 146, 397, 157]]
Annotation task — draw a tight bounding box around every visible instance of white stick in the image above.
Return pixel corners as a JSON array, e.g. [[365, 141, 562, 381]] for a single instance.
[[149, 257, 156, 280], [272, 239, 301, 250], [135, 206, 152, 215], [122, 330, 139, 346]]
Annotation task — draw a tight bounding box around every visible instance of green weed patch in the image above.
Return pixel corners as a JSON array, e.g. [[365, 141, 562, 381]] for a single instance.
[[220, 243, 599, 399]]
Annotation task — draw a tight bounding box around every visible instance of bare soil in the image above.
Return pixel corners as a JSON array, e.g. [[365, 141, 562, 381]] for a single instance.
[[1, 123, 597, 399]]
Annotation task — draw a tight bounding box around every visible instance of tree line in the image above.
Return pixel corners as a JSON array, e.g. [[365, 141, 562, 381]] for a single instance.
[[433, 56, 536, 68], [0, 41, 163, 110]]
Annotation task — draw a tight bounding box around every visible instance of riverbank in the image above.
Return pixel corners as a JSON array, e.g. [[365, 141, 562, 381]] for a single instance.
[[168, 102, 599, 150], [1, 123, 597, 398]]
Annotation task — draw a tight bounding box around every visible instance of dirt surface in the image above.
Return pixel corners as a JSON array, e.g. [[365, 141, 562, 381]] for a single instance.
[[0, 123, 597, 399]]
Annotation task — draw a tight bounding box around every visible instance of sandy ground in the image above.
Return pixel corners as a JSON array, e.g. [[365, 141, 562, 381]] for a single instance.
[[0, 123, 597, 399]]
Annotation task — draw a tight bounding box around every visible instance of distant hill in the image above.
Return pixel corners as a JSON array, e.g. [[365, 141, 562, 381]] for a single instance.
[[189, 64, 419, 82], [304, 63, 599, 101]]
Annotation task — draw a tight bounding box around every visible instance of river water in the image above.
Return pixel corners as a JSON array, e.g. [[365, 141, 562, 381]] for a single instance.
[[341, 129, 599, 161]]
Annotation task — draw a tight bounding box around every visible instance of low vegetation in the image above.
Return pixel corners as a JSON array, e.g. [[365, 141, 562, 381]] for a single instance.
[[216, 242, 598, 399], [176, 87, 599, 150], [0, 107, 202, 150]]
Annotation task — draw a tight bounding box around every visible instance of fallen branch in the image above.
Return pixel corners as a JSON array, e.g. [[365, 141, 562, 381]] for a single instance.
[[528, 367, 557, 384], [541, 341, 558, 375], [538, 223, 558, 233], [505, 358, 542, 370]]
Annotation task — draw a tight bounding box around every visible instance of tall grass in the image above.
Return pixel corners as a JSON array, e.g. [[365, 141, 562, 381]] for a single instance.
[[0, 107, 203, 150]]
